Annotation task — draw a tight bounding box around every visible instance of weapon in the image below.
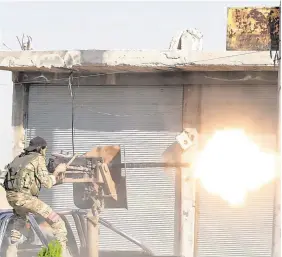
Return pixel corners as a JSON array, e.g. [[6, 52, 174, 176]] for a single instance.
[[66, 153, 80, 168], [47, 145, 125, 210], [56, 153, 79, 181], [47, 129, 197, 257], [47, 129, 197, 211]]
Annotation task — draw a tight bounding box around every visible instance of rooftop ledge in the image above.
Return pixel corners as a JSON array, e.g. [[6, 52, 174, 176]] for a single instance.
[[0, 49, 277, 73]]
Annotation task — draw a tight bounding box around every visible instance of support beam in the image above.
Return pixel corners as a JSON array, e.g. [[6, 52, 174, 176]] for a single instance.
[[15, 71, 278, 86], [87, 213, 99, 257], [180, 85, 201, 257]]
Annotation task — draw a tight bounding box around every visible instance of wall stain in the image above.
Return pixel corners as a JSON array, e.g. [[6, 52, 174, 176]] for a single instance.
[[227, 7, 280, 51]]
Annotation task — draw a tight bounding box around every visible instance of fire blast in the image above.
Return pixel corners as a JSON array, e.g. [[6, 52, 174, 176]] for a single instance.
[[194, 129, 277, 206]]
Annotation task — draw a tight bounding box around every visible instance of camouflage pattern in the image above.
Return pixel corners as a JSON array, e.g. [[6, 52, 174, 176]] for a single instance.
[[5, 153, 67, 257], [26, 153, 57, 195], [5, 152, 56, 196], [6, 192, 67, 247]]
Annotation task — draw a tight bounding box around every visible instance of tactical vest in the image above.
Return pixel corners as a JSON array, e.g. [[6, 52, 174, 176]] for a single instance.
[[4, 152, 40, 193]]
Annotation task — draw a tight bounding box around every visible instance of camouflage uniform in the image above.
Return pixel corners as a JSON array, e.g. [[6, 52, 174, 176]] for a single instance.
[[4, 148, 68, 257]]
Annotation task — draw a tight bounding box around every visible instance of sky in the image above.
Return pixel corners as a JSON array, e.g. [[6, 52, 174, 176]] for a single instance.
[[0, 0, 280, 51]]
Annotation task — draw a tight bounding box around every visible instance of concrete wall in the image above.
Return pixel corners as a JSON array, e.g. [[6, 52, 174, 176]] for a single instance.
[[0, 71, 13, 169], [0, 70, 13, 209]]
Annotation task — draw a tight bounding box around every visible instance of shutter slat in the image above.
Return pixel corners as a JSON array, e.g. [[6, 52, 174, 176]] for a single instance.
[[27, 85, 183, 255]]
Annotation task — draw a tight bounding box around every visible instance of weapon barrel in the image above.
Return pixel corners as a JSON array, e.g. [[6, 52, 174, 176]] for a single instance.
[[67, 162, 190, 170], [111, 162, 190, 169], [51, 152, 191, 169]]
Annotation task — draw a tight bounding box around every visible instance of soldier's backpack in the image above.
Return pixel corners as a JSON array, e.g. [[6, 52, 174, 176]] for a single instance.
[[3, 152, 39, 191]]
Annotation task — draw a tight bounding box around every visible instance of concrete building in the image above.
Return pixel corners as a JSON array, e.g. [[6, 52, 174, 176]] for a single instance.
[[0, 32, 279, 257]]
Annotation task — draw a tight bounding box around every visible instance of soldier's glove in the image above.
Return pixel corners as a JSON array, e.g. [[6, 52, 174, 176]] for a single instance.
[[55, 172, 65, 185], [53, 163, 67, 185]]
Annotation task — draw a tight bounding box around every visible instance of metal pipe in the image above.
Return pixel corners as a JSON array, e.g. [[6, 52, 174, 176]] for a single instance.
[[75, 210, 154, 256], [77, 211, 87, 236], [59, 214, 79, 257], [0, 213, 13, 249], [0, 210, 154, 256], [28, 214, 48, 246], [99, 217, 154, 255], [72, 212, 87, 248], [110, 162, 190, 169]]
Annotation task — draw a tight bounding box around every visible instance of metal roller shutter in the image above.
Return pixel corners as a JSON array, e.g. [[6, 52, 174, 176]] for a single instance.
[[196, 84, 278, 257], [26, 85, 183, 255]]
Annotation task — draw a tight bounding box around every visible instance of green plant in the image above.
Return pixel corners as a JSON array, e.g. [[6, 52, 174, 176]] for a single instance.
[[37, 240, 62, 257]]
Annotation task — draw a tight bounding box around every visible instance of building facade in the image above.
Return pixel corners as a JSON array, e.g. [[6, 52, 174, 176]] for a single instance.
[[0, 49, 280, 257]]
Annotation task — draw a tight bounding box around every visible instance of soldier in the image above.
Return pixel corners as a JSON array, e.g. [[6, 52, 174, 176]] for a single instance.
[[4, 136, 70, 257]]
